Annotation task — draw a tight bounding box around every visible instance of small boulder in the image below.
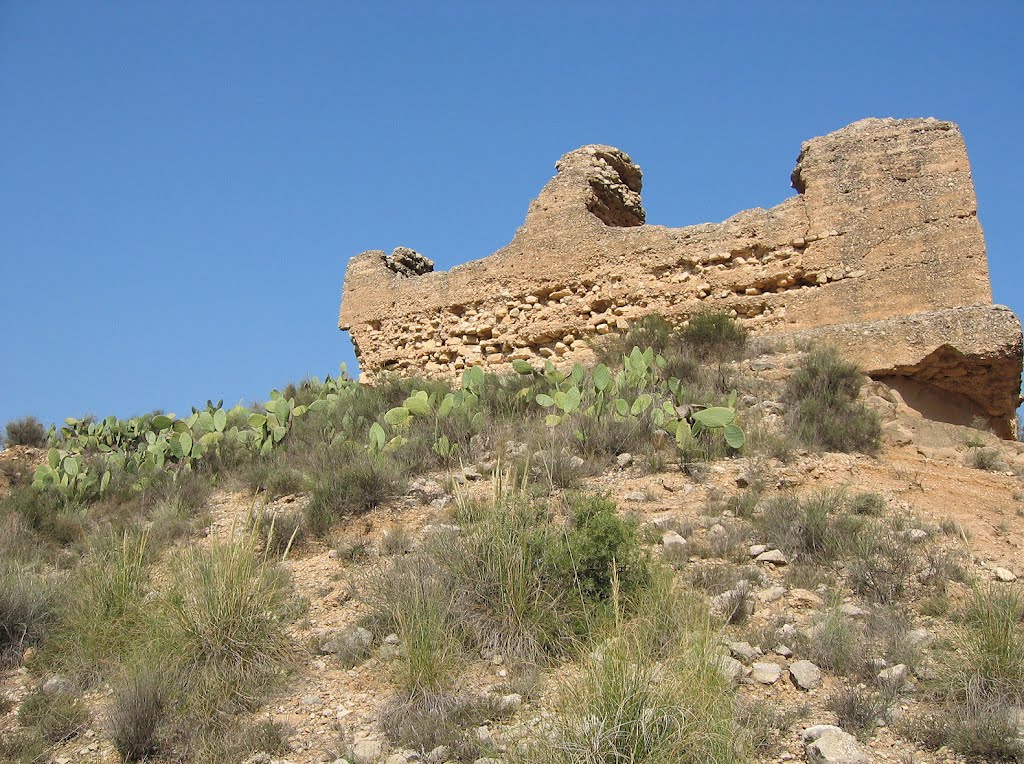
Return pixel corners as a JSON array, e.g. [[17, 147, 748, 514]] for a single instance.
[[878, 663, 910, 687], [351, 740, 383, 764], [790, 659, 823, 691], [661, 531, 687, 551], [995, 567, 1018, 582], [755, 549, 788, 565], [727, 641, 762, 662], [718, 655, 745, 683], [752, 662, 782, 685], [615, 453, 633, 468], [805, 727, 868, 764]]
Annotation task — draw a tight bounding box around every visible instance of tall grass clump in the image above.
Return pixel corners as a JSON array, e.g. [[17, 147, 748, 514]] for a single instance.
[[0, 564, 56, 667], [754, 490, 854, 563], [439, 491, 649, 662], [304, 447, 405, 536], [38, 531, 150, 679], [366, 554, 463, 697], [529, 579, 744, 764], [784, 347, 880, 454], [947, 584, 1024, 702], [3, 416, 48, 448], [109, 664, 170, 762], [155, 535, 295, 719]]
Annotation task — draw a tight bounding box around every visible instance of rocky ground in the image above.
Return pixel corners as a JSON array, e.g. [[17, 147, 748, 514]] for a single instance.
[[3, 373, 1024, 764]]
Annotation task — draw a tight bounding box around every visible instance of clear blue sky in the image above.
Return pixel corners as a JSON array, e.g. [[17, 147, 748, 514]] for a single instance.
[[2, 2, 1022, 429]]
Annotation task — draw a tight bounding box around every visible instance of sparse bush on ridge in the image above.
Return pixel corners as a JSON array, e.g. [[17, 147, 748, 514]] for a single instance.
[[3, 416, 48, 448]]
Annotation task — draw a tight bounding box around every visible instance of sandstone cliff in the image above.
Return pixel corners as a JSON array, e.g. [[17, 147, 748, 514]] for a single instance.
[[338, 118, 1022, 436]]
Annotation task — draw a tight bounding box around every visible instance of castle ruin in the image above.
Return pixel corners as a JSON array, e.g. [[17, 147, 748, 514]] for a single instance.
[[339, 118, 1023, 437]]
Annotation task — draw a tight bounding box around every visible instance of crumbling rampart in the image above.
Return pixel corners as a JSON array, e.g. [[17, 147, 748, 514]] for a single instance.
[[339, 118, 1022, 436]]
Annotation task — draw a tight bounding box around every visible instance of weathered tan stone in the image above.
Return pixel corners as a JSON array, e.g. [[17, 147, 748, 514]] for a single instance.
[[338, 118, 1022, 435]]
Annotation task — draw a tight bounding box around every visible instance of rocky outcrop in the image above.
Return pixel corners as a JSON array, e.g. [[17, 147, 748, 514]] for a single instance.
[[338, 118, 1022, 436]]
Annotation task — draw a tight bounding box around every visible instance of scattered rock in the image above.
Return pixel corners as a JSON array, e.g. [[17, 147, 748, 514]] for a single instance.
[[615, 453, 633, 468], [752, 662, 782, 684], [995, 567, 1018, 582], [804, 726, 868, 764], [839, 603, 869, 618], [409, 477, 446, 502], [757, 585, 786, 604], [748, 544, 768, 557], [788, 589, 825, 608], [320, 626, 374, 657], [790, 660, 823, 691], [903, 528, 929, 542], [878, 663, 909, 687], [881, 421, 913, 446], [42, 675, 72, 695], [426, 746, 451, 763], [624, 491, 647, 502], [718, 655, 745, 683], [728, 641, 762, 662], [500, 693, 523, 712], [755, 549, 788, 565], [350, 740, 383, 764], [661, 531, 687, 551]]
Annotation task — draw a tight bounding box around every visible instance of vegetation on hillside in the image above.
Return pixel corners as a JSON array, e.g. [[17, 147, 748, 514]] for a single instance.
[[4, 313, 1007, 763]]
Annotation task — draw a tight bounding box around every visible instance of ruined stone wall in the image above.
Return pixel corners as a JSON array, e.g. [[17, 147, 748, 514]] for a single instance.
[[338, 118, 1022, 435]]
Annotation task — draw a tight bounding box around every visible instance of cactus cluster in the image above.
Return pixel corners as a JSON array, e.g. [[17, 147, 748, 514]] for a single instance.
[[32, 345, 744, 501]]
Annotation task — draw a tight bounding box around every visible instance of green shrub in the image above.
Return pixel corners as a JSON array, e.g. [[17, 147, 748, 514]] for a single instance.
[[679, 312, 748, 361], [902, 693, 1024, 761], [233, 718, 293, 757], [969, 447, 1005, 472], [305, 449, 404, 537], [622, 314, 676, 355], [784, 348, 880, 454], [18, 686, 90, 743], [3, 416, 48, 448], [239, 455, 308, 499], [826, 685, 895, 739], [847, 524, 919, 604], [755, 490, 851, 563], [797, 608, 863, 675], [1, 485, 83, 547], [0, 731, 47, 764], [562, 494, 649, 602], [380, 693, 506, 759]]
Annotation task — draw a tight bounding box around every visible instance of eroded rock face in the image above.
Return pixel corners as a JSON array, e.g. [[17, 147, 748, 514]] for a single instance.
[[338, 118, 1022, 435]]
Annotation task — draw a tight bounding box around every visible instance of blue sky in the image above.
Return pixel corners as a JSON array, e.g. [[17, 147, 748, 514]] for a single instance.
[[1, 2, 1022, 429]]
